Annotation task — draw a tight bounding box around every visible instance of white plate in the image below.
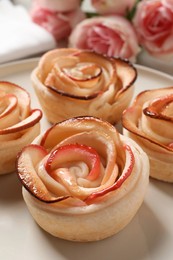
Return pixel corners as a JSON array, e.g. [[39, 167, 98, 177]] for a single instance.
[[0, 59, 173, 260]]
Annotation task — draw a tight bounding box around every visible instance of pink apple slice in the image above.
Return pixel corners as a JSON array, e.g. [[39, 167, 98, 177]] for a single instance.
[[0, 94, 17, 118], [62, 62, 102, 85], [143, 94, 173, 120], [17, 144, 69, 202], [0, 94, 21, 129], [0, 109, 42, 135], [85, 145, 135, 203], [45, 143, 101, 181], [0, 81, 31, 119]]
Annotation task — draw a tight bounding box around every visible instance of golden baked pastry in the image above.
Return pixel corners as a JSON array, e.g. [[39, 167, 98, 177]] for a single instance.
[[0, 81, 42, 175], [31, 48, 137, 124], [122, 87, 173, 182], [17, 116, 149, 241]]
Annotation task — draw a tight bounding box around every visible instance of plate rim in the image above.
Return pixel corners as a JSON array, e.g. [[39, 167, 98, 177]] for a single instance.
[[0, 57, 173, 260]]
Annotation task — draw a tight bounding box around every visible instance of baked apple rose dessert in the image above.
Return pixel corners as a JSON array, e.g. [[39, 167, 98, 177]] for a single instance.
[[122, 87, 173, 182], [17, 116, 149, 241], [31, 48, 137, 124], [0, 81, 42, 175]]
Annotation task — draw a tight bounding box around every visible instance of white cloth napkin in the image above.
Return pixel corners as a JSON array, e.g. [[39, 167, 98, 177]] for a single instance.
[[0, 0, 56, 64]]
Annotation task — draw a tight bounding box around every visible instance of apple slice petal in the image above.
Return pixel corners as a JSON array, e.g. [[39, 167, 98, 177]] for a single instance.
[[0, 109, 42, 135], [0, 94, 21, 129], [17, 144, 69, 203], [0, 81, 31, 119], [0, 94, 17, 119], [45, 144, 101, 181], [85, 145, 135, 204]]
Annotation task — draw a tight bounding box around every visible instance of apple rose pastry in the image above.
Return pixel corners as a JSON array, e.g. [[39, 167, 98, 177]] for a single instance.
[[17, 116, 149, 241], [0, 81, 42, 175], [122, 87, 173, 182], [31, 48, 137, 124]]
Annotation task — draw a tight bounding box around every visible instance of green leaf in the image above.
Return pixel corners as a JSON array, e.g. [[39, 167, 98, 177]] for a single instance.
[[85, 12, 100, 18], [126, 0, 142, 21], [80, 0, 85, 5]]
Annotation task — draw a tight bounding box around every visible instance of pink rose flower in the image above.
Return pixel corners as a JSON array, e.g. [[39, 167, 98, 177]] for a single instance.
[[163, 0, 173, 9], [35, 0, 81, 12], [68, 16, 140, 61], [133, 0, 173, 58], [91, 0, 136, 15], [31, 5, 85, 42]]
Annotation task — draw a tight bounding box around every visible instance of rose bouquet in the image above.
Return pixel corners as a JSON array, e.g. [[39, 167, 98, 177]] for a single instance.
[[68, 15, 140, 62], [30, 0, 173, 73], [133, 0, 173, 74], [30, 0, 86, 42], [133, 0, 173, 59]]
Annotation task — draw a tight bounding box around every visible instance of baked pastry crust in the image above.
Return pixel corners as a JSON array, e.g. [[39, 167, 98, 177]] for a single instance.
[[0, 81, 42, 175], [17, 116, 149, 241], [122, 87, 173, 182], [31, 48, 137, 124]]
